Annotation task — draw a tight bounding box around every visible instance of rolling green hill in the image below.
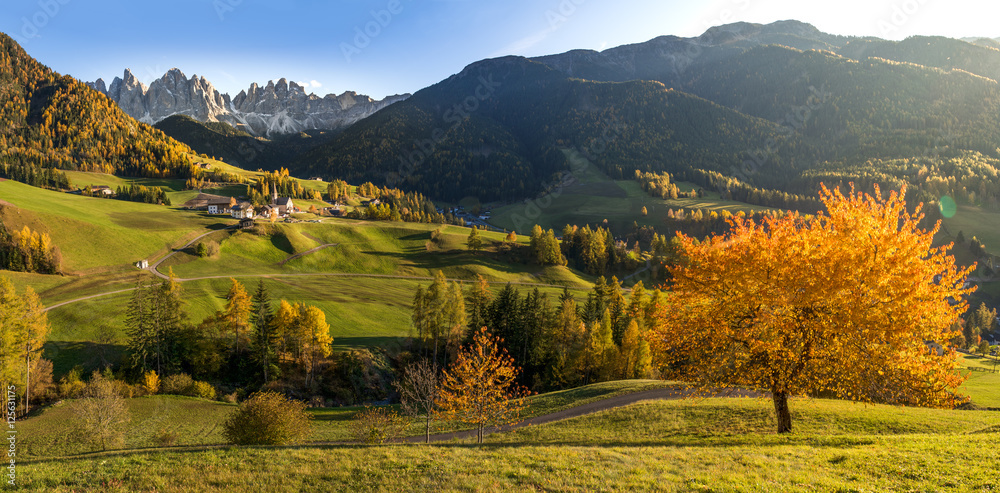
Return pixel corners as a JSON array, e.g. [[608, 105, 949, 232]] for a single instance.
[[0, 176, 595, 377]]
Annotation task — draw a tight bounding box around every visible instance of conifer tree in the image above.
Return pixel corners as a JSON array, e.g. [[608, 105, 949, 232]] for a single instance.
[[250, 279, 277, 382], [467, 226, 483, 251]]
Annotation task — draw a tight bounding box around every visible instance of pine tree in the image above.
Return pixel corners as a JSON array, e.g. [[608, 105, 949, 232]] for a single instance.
[[250, 279, 277, 382], [467, 226, 483, 252], [619, 319, 640, 379], [465, 275, 491, 334], [125, 277, 153, 373]]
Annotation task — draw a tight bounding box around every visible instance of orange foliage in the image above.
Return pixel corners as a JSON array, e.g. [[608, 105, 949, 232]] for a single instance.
[[650, 184, 974, 433], [436, 327, 530, 443]]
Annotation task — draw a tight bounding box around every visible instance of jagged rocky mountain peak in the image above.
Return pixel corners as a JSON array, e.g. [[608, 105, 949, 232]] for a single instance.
[[88, 69, 409, 136]]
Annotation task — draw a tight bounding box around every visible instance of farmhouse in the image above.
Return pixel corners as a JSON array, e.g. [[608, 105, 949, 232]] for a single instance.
[[239, 217, 255, 230], [91, 185, 114, 196], [208, 197, 238, 215], [231, 202, 255, 219]]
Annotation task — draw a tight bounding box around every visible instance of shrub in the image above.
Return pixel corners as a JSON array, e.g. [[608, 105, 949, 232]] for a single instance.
[[141, 371, 160, 395], [154, 428, 179, 447], [161, 373, 194, 396], [58, 367, 86, 399], [71, 374, 130, 451], [222, 392, 311, 445], [350, 406, 411, 445], [222, 392, 238, 404], [191, 381, 216, 400]]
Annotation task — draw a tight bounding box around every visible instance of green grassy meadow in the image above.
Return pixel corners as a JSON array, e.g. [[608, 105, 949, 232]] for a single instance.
[[489, 149, 779, 235], [1, 175, 596, 377], [16, 383, 1000, 492], [957, 353, 1000, 408], [0, 179, 221, 274]]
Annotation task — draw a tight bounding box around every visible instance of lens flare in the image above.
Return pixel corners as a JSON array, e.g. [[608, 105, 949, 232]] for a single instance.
[[939, 196, 957, 218]]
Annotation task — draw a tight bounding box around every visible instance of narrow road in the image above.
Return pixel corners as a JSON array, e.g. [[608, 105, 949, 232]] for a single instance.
[[149, 226, 236, 280], [278, 244, 339, 265], [398, 386, 762, 443], [43, 225, 591, 311], [43, 288, 139, 311], [23, 385, 762, 462]]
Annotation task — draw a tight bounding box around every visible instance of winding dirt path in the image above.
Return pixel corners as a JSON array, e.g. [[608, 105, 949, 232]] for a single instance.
[[278, 244, 339, 265], [397, 386, 762, 443], [23, 386, 763, 462], [43, 224, 590, 311]]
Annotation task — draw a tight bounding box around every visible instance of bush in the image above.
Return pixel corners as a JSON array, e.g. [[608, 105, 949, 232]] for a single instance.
[[161, 373, 194, 396], [350, 406, 411, 445], [58, 367, 86, 399], [141, 371, 160, 395], [222, 392, 312, 445], [191, 381, 216, 400], [154, 428, 179, 447], [71, 374, 130, 451]]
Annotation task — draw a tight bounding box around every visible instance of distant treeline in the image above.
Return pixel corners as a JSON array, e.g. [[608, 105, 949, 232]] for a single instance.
[[0, 222, 61, 274], [0, 160, 72, 190], [82, 184, 171, 205]]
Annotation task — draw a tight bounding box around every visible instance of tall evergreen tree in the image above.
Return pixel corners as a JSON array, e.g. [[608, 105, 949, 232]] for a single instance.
[[250, 279, 277, 382], [467, 226, 483, 252], [465, 275, 491, 334]]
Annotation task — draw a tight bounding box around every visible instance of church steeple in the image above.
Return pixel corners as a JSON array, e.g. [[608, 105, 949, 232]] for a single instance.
[[271, 182, 278, 205]]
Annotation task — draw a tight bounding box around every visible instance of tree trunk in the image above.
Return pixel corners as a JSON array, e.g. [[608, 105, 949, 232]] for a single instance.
[[772, 390, 792, 433], [24, 345, 30, 416], [425, 415, 431, 444]]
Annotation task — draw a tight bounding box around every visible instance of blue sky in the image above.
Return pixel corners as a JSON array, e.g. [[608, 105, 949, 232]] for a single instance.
[[3, 0, 998, 99]]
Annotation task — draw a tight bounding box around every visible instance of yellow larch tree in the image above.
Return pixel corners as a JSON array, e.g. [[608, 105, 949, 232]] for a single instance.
[[436, 327, 529, 444], [650, 184, 974, 433], [224, 278, 252, 355]]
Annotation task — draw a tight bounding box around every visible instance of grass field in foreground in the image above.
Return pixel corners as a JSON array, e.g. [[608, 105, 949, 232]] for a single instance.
[[18, 392, 1000, 492], [958, 353, 1000, 408], [16, 381, 679, 459]]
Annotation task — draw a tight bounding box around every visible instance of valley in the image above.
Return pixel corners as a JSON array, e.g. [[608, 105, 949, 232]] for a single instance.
[[2, 11, 1000, 492]]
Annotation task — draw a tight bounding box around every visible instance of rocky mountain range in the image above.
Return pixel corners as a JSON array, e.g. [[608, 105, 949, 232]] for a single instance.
[[87, 68, 408, 137]]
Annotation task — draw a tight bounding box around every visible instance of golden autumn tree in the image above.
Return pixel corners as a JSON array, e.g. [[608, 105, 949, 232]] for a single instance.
[[436, 327, 530, 443], [650, 185, 973, 433], [224, 278, 252, 356]]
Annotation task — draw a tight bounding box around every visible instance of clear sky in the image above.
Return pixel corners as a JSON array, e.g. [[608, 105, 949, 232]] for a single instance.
[[2, 0, 998, 100]]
